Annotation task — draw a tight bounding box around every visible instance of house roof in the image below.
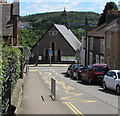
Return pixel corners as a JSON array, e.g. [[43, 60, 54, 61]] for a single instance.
[[1, 2, 19, 36], [54, 24, 82, 51], [87, 19, 118, 38], [106, 21, 120, 32], [2, 3, 13, 36]]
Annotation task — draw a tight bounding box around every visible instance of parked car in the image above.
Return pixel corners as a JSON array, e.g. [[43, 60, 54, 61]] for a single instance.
[[66, 64, 79, 77], [72, 65, 84, 80], [81, 64, 110, 84], [102, 70, 120, 94]]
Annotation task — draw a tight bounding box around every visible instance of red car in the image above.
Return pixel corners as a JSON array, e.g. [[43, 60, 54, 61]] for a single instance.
[[81, 64, 110, 84]]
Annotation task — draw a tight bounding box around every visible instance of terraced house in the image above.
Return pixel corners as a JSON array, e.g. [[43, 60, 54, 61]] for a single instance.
[[81, 11, 119, 67], [105, 18, 120, 69], [0, 0, 19, 46]]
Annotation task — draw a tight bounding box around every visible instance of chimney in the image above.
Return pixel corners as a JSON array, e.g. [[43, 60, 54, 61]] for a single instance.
[[106, 10, 119, 24], [13, 0, 19, 16], [13, 0, 19, 46]]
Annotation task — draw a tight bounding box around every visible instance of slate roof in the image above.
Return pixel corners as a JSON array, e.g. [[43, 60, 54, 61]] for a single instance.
[[54, 24, 82, 51], [0, 2, 19, 36], [2, 3, 13, 36], [106, 20, 120, 32], [87, 19, 118, 38]]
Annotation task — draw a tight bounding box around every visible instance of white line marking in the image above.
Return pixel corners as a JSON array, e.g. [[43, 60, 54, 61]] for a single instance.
[[56, 73, 59, 75], [48, 72, 52, 75], [60, 76, 63, 78]]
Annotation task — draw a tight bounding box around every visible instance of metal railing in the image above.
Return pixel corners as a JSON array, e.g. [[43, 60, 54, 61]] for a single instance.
[[2, 63, 16, 115]]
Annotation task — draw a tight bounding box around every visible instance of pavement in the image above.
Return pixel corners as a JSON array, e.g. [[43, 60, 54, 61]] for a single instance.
[[28, 64, 70, 67], [17, 70, 73, 115]]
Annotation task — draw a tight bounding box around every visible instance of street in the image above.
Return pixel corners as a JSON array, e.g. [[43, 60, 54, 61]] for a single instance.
[[27, 65, 119, 115]]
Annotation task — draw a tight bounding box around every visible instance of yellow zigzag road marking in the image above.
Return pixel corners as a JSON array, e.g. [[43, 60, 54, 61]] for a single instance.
[[63, 102, 84, 116], [56, 80, 75, 90], [61, 93, 82, 100], [63, 99, 97, 103], [61, 90, 97, 103]]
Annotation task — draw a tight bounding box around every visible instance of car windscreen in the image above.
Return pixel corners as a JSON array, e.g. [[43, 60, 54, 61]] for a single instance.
[[117, 72, 120, 79], [94, 66, 109, 72], [78, 66, 84, 69]]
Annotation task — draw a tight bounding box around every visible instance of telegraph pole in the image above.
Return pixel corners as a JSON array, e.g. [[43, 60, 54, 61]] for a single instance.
[[85, 17, 88, 67], [35, 36, 39, 66]]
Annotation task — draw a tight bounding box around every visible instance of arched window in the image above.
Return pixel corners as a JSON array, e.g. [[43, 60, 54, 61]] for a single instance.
[[44, 48, 49, 61], [57, 49, 61, 62]]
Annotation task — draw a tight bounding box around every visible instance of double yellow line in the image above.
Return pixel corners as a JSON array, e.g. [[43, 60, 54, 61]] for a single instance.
[[63, 102, 84, 116]]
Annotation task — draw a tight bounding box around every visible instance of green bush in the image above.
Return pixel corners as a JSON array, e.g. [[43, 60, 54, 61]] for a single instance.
[[2, 46, 22, 90]]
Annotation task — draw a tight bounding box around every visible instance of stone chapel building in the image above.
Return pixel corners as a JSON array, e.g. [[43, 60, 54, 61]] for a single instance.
[[31, 9, 82, 63]]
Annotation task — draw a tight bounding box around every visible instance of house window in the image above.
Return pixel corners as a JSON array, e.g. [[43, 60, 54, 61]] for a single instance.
[[89, 52, 93, 65], [96, 55, 99, 63], [100, 39, 105, 54], [90, 37, 94, 51], [49, 31, 58, 35], [100, 56, 104, 64], [106, 34, 111, 48], [101, 39, 104, 44]]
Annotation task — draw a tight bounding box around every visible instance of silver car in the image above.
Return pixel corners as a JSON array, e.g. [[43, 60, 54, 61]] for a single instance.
[[102, 70, 120, 94]]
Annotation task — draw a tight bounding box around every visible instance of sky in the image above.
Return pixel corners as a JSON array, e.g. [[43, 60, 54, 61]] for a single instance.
[[8, 0, 119, 16]]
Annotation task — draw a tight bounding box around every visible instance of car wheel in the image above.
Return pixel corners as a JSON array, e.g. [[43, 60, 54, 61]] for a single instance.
[[88, 78, 92, 84], [73, 72, 75, 77], [76, 75, 79, 80], [78, 74, 82, 80], [70, 72, 73, 77], [116, 85, 120, 95], [81, 76, 84, 82], [103, 82, 107, 90], [65, 73, 68, 77], [71, 76, 74, 80]]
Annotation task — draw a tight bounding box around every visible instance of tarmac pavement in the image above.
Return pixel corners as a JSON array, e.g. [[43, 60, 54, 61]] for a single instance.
[[17, 70, 74, 114]]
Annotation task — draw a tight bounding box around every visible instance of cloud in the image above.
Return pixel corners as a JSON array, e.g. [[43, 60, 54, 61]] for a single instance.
[[20, 11, 33, 16], [20, 0, 119, 16], [17, 0, 119, 3]]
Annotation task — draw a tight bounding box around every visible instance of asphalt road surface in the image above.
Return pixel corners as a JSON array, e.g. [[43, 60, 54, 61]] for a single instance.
[[29, 65, 120, 116]]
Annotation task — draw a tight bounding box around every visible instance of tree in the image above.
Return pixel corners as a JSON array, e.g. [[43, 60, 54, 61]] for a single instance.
[[98, 2, 118, 26]]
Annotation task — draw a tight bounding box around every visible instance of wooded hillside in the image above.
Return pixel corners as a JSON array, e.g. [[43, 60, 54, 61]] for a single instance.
[[19, 11, 100, 49]]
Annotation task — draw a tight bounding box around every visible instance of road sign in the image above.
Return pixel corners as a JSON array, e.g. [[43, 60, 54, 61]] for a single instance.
[[49, 49, 53, 56]]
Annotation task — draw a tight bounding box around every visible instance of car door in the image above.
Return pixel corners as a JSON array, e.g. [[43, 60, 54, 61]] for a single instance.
[[109, 72, 117, 90], [81, 68, 88, 81], [105, 71, 113, 89], [107, 71, 117, 89]]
